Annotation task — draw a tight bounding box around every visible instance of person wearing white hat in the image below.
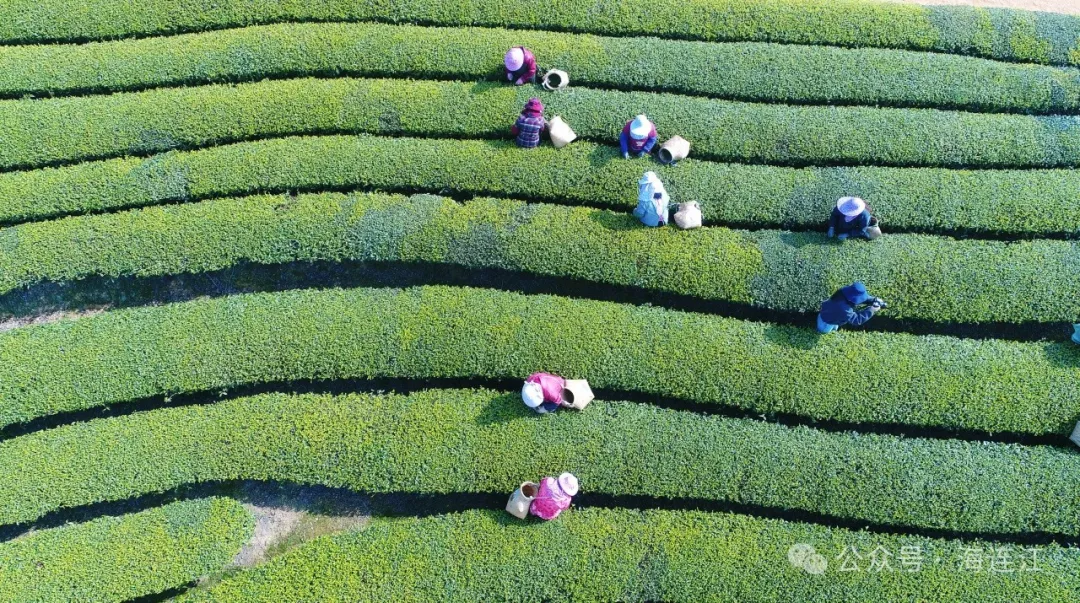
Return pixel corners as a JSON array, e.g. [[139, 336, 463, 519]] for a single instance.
[[529, 472, 579, 520], [828, 196, 873, 240], [522, 372, 566, 414], [504, 46, 537, 86], [634, 171, 670, 227], [619, 114, 658, 159]]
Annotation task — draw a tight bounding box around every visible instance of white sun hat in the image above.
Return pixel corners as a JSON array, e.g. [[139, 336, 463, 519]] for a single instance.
[[557, 472, 579, 497], [521, 381, 544, 409], [629, 115, 652, 140], [837, 196, 866, 217], [505, 47, 525, 71]]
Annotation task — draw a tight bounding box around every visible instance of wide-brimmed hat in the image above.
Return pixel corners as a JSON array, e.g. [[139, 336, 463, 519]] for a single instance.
[[557, 472, 579, 497], [521, 381, 544, 408], [505, 47, 525, 71], [523, 97, 544, 114], [841, 281, 871, 305], [630, 115, 652, 140], [837, 196, 866, 217]]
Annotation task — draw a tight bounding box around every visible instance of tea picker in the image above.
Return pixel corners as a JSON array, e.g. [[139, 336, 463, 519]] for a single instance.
[[504, 47, 537, 85], [1072, 324, 1080, 345], [828, 197, 882, 241], [816, 281, 886, 334], [620, 115, 658, 159], [521, 372, 595, 413], [506, 473, 579, 520], [634, 171, 670, 227], [511, 98, 548, 149]]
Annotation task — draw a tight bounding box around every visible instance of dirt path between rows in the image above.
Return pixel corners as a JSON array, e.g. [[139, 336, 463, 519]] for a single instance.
[[881, 0, 1080, 15]]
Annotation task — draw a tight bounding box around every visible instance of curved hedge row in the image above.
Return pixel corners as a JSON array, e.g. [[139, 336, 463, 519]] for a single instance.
[[3, 389, 1079, 536], [4, 191, 1078, 325], [2, 0, 1079, 66], [181, 509, 1080, 602], [4, 135, 1076, 236], [0, 497, 251, 603], [0, 286, 1077, 435], [7, 22, 1080, 114], [4, 77, 1080, 171]]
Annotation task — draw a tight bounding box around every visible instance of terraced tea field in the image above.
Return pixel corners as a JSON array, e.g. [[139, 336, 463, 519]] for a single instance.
[[2, 0, 1080, 600]]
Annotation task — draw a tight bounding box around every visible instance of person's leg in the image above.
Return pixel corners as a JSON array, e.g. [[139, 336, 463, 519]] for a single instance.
[[817, 315, 839, 334]]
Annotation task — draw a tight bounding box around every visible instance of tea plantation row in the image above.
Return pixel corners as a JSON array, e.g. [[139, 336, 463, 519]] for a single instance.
[[3, 0, 1079, 66], [5, 136, 1079, 237], [182, 508, 1080, 602], [0, 285, 1076, 434], [4, 191, 1078, 325], [0, 498, 250, 603], [5, 22, 1079, 113], [6, 77, 1080, 171], [2, 389, 1078, 535]]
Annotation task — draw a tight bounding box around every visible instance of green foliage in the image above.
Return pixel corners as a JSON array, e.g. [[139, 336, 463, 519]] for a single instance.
[[4, 135, 1077, 237], [2, 0, 1080, 66], [3, 389, 1080, 536], [180, 508, 1080, 602], [3, 190, 1079, 325], [0, 498, 251, 602], [4, 77, 1080, 172], [0, 286, 1077, 434], [4, 22, 1080, 114]]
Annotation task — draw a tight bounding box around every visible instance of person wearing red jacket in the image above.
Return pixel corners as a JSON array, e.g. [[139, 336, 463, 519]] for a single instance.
[[510, 98, 547, 149], [620, 115, 658, 158], [504, 47, 537, 86]]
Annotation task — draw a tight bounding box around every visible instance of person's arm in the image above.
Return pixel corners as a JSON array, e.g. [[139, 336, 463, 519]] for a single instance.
[[846, 306, 877, 326], [620, 130, 630, 156], [511, 118, 520, 137], [641, 131, 658, 153], [828, 209, 841, 233]]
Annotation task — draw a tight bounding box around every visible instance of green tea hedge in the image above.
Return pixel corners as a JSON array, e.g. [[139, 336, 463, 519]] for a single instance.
[[3, 191, 1078, 325], [181, 509, 1080, 602], [4, 77, 1080, 171], [3, 389, 1079, 535], [0, 497, 251, 602], [2, 0, 1079, 66], [6, 22, 1080, 114], [1, 286, 1077, 434], [4, 135, 1076, 237]]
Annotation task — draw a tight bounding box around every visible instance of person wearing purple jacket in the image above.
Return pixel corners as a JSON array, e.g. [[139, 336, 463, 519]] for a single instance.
[[620, 115, 658, 159], [504, 47, 537, 86], [510, 98, 547, 149]]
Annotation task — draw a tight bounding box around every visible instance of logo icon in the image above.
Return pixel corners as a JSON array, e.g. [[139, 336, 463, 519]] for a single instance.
[[788, 543, 828, 575]]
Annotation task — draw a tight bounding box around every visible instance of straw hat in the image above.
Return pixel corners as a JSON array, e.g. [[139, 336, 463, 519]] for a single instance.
[[521, 381, 544, 408], [837, 196, 866, 217], [630, 115, 652, 140], [557, 472, 579, 497], [505, 47, 525, 71]]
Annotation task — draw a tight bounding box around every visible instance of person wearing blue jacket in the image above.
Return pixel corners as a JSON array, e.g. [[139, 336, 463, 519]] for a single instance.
[[817, 282, 884, 334], [827, 197, 872, 240]]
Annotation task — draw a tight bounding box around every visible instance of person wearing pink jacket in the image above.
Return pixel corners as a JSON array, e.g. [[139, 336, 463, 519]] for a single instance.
[[530, 473, 579, 520], [521, 372, 565, 414], [504, 47, 537, 86]]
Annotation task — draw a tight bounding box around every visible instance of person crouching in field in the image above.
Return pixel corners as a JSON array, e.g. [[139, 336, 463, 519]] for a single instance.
[[511, 98, 547, 149], [828, 196, 873, 240], [505, 46, 537, 86], [620, 115, 657, 159], [817, 282, 886, 334]]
